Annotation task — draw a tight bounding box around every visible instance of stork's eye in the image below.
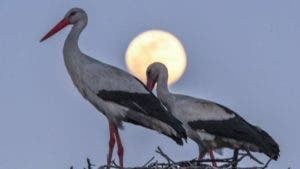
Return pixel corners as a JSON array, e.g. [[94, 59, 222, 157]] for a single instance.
[[146, 70, 151, 76], [69, 11, 77, 17]]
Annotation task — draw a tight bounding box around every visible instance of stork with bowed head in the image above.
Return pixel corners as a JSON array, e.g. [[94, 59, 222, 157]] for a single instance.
[[40, 8, 187, 168], [146, 62, 280, 167]]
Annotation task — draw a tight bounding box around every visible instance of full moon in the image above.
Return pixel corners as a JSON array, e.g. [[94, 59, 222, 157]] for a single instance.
[[125, 30, 187, 85]]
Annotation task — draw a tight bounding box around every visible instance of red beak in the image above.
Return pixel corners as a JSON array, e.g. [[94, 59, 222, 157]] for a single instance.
[[40, 18, 69, 42], [146, 79, 156, 91]]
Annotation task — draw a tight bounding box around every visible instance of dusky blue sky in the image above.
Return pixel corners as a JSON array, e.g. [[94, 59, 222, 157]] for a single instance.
[[0, 0, 299, 168]]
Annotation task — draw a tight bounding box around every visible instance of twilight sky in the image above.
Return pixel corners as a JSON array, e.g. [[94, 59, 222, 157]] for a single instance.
[[0, 1, 299, 168]]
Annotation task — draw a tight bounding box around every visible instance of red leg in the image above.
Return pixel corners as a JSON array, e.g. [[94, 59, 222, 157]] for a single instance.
[[209, 150, 217, 167], [107, 121, 116, 168], [114, 127, 124, 169], [198, 147, 206, 160]]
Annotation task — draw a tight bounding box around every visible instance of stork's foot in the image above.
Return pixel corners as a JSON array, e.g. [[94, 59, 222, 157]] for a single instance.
[[115, 127, 124, 169], [197, 150, 217, 168], [106, 140, 115, 168], [106, 121, 124, 169], [209, 150, 217, 167], [107, 121, 116, 168], [117, 144, 124, 168]]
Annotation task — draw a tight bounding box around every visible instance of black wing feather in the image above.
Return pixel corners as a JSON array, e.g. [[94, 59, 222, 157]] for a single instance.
[[188, 104, 279, 160], [97, 89, 187, 145]]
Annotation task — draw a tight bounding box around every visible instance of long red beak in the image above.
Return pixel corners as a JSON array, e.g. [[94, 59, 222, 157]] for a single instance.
[[40, 18, 69, 42], [146, 79, 156, 91]]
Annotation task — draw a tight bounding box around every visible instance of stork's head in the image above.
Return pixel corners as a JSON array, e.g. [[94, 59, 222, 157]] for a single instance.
[[146, 62, 169, 91], [40, 8, 87, 42]]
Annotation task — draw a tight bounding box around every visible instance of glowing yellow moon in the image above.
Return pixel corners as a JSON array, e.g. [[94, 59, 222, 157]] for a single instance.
[[125, 30, 187, 85]]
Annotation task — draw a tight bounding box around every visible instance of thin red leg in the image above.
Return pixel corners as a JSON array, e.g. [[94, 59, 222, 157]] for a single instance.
[[107, 121, 116, 168], [114, 127, 124, 169], [198, 147, 206, 160], [209, 150, 217, 167]]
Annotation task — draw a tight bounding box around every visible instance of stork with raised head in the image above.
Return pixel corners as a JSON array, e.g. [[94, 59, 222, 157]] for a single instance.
[[40, 8, 187, 168], [146, 62, 280, 167]]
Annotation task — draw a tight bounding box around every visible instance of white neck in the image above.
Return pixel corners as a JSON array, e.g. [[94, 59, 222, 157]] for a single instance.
[[156, 71, 174, 109], [63, 20, 86, 57], [62, 20, 91, 82]]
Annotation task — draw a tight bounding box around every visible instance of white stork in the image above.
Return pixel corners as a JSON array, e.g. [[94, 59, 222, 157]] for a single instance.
[[40, 8, 187, 168], [146, 62, 280, 166]]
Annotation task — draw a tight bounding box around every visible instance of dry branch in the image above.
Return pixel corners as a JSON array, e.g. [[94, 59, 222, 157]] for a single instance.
[[71, 147, 274, 169]]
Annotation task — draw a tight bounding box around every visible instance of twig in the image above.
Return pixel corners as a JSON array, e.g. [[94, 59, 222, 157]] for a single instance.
[[142, 156, 155, 167], [245, 150, 264, 165], [219, 155, 243, 168], [178, 157, 233, 164], [261, 158, 272, 169], [86, 158, 95, 169], [147, 160, 158, 168], [155, 146, 175, 165], [232, 149, 239, 169], [78, 148, 275, 169]]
